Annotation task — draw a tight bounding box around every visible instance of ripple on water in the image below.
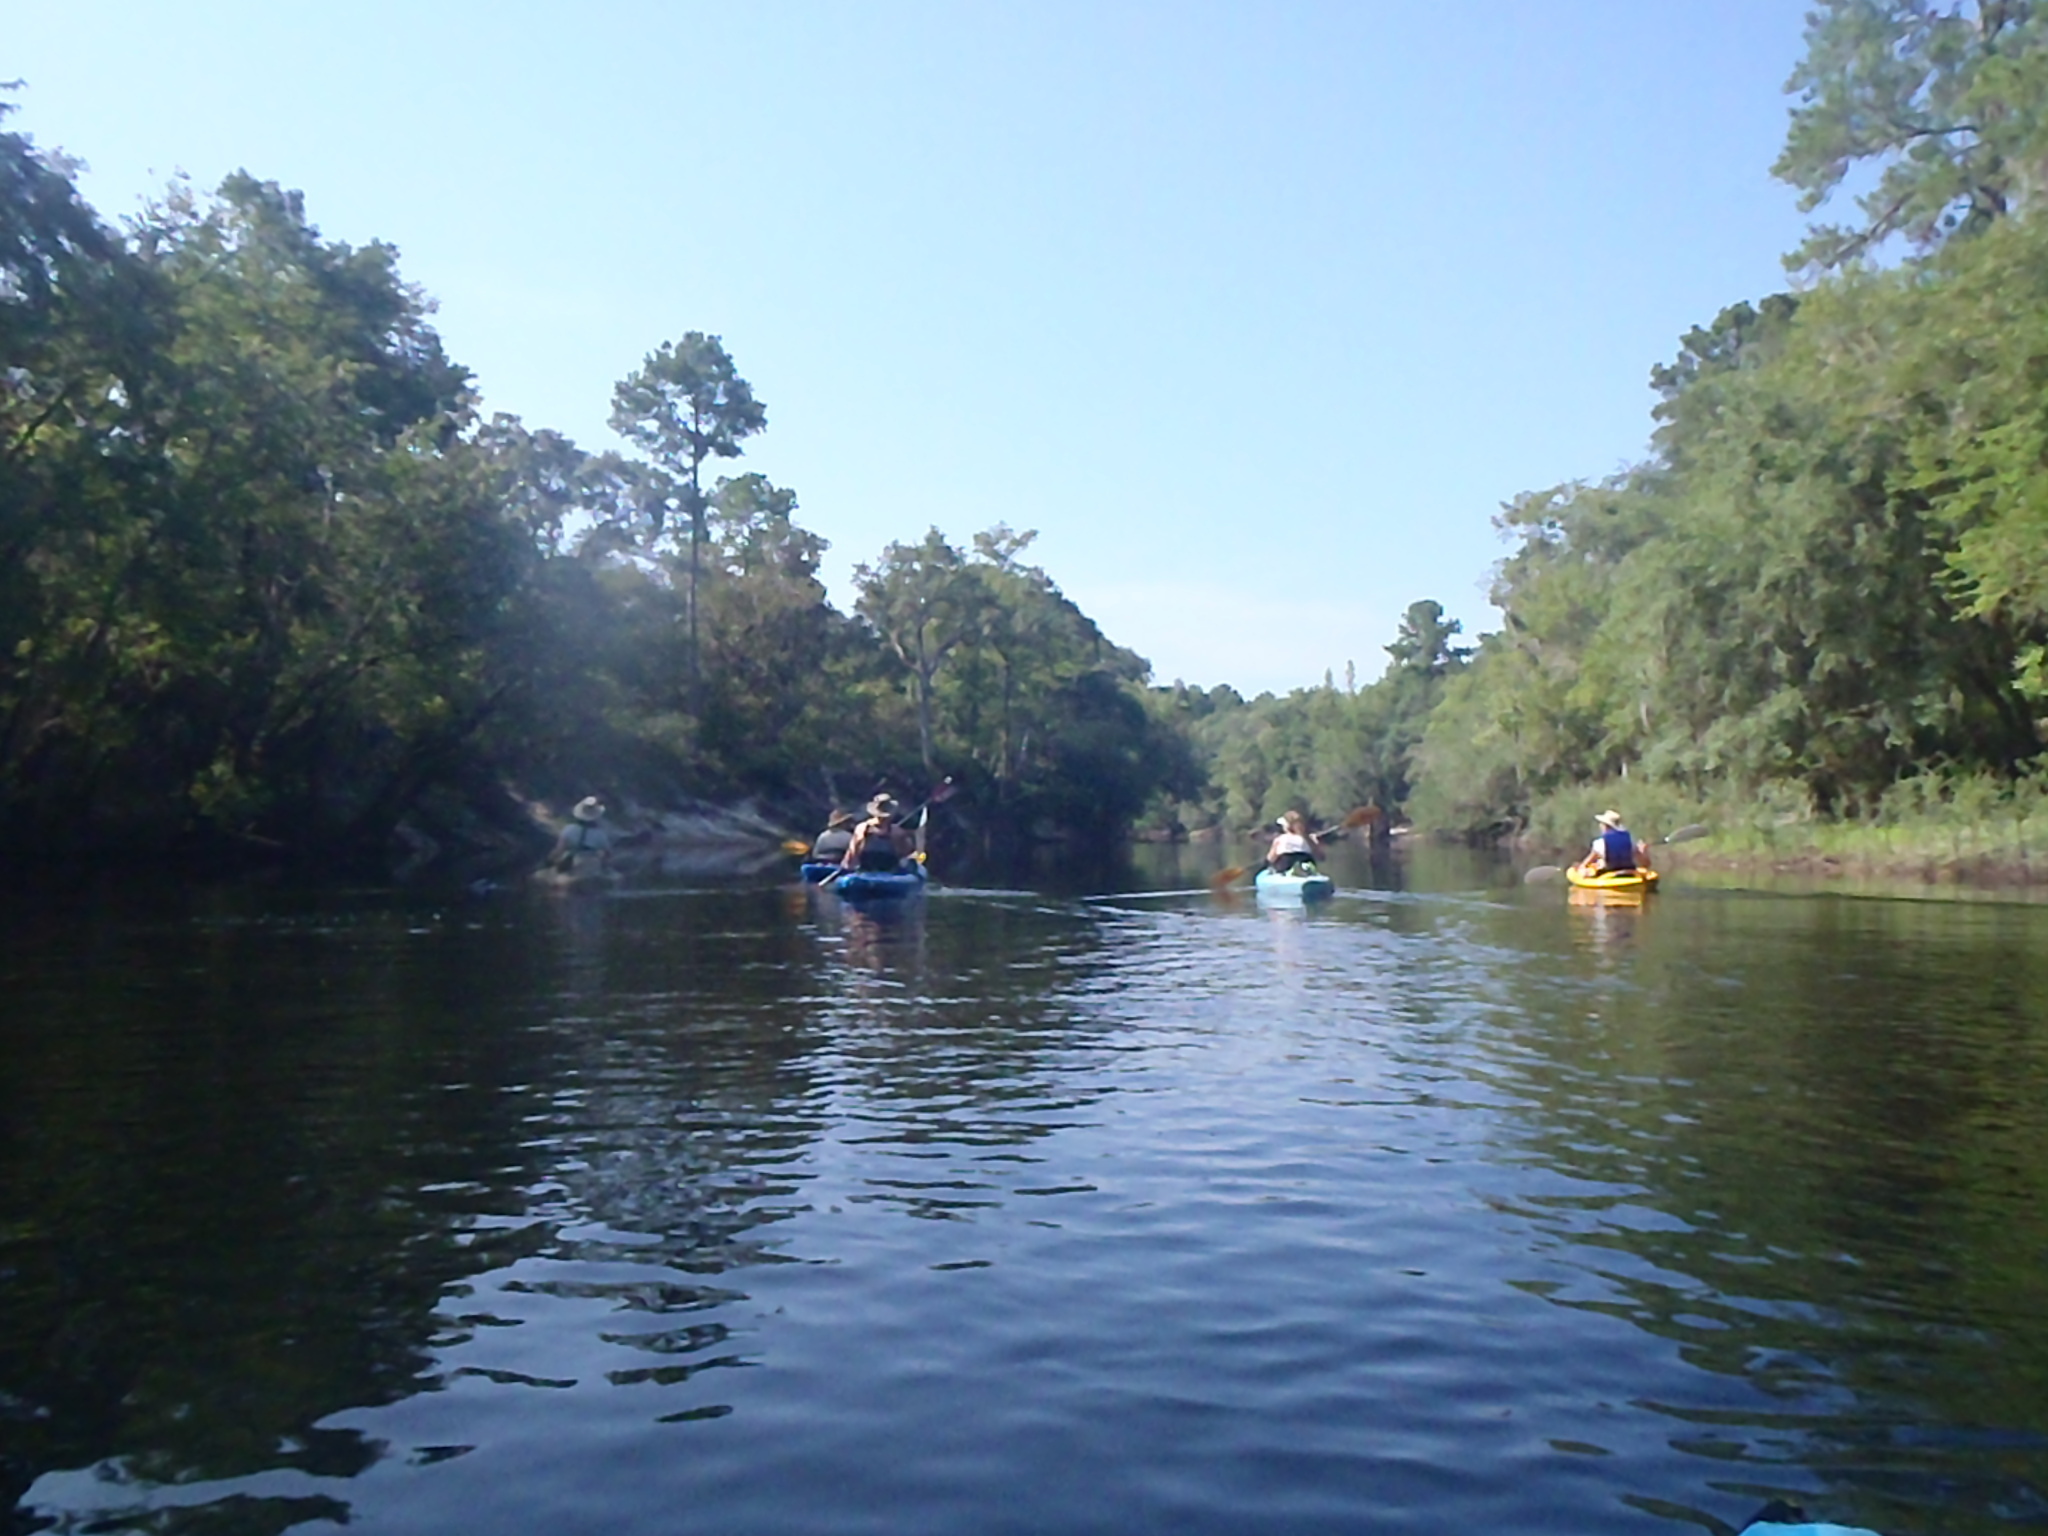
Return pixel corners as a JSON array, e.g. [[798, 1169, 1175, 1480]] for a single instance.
[[9, 876, 2048, 1534]]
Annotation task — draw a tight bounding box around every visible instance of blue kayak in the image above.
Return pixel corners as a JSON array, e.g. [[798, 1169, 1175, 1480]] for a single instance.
[[1254, 866, 1335, 901], [825, 863, 929, 900], [799, 861, 841, 884]]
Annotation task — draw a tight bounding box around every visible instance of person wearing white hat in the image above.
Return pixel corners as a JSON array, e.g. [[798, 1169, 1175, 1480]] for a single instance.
[[1264, 809, 1325, 874], [1577, 809, 1648, 877], [547, 796, 613, 876]]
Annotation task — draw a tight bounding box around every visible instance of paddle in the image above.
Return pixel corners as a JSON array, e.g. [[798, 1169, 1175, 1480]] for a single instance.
[[793, 778, 954, 865], [1323, 805, 1383, 840], [1209, 806, 1379, 892], [1523, 822, 1711, 884], [812, 777, 956, 885]]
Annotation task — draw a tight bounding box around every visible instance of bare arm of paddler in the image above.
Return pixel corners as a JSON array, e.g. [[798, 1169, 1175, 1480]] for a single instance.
[[838, 822, 867, 870], [840, 817, 889, 868]]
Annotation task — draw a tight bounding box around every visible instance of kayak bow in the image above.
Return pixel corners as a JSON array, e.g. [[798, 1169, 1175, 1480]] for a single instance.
[[824, 863, 930, 901]]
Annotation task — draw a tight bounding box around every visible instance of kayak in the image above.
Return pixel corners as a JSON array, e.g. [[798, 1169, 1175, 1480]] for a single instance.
[[825, 862, 929, 901], [1565, 865, 1659, 892], [1254, 866, 1336, 901], [798, 861, 841, 884], [1736, 1499, 1881, 1536]]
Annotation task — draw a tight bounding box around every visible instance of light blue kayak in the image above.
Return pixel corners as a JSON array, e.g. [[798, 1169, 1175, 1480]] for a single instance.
[[827, 862, 929, 901], [1254, 866, 1335, 901], [1735, 1498, 1882, 1536]]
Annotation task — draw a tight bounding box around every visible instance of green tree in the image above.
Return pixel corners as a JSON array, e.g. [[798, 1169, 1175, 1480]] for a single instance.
[[0, 105, 161, 822], [855, 529, 978, 776], [1384, 600, 1472, 678], [608, 334, 765, 708], [693, 472, 853, 788], [1, 96, 1284, 859], [2, 167, 503, 843], [1408, 255, 2044, 834], [1776, 0, 2048, 269]]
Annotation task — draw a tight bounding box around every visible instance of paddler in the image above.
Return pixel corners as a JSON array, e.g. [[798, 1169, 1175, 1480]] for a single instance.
[[841, 794, 916, 872], [809, 809, 857, 864], [1265, 810, 1325, 874], [546, 796, 613, 876], [1576, 809, 1649, 876]]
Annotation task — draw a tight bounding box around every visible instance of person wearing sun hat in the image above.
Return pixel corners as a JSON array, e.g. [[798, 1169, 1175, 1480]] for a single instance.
[[1577, 808, 1647, 876], [547, 795, 613, 875], [1264, 809, 1325, 874], [810, 808, 858, 863], [841, 793, 916, 872]]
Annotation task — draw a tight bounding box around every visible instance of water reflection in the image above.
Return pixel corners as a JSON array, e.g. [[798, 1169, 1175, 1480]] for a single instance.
[[7, 870, 2048, 1535], [1464, 890, 2048, 1531], [1566, 887, 1649, 958], [0, 882, 567, 1527], [811, 892, 928, 979]]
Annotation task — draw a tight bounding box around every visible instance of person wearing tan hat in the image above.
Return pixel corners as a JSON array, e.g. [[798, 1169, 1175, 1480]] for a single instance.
[[1577, 809, 1648, 877], [810, 809, 858, 864], [841, 794, 916, 872], [547, 795, 613, 875]]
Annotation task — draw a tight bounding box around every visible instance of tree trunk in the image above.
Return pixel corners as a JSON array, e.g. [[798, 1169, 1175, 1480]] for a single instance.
[[915, 663, 936, 775], [686, 455, 704, 718]]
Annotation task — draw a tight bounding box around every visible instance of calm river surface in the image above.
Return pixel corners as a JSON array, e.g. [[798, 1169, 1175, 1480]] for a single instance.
[[6, 845, 2048, 1536]]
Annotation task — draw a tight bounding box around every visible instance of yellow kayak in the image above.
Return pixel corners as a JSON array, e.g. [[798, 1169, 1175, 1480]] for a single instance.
[[1565, 865, 1659, 892]]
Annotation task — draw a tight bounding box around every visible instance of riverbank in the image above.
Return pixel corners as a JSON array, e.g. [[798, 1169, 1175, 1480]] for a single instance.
[[1513, 775, 2048, 893], [420, 791, 800, 884]]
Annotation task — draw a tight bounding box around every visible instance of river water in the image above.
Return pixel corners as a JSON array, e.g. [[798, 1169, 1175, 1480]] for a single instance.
[[5, 845, 2047, 1536]]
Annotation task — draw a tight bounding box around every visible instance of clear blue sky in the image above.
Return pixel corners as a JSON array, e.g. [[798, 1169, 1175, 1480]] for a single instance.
[[11, 2, 1815, 695]]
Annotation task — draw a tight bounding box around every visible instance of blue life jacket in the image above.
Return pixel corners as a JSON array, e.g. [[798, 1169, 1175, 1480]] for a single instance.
[[1600, 828, 1636, 867]]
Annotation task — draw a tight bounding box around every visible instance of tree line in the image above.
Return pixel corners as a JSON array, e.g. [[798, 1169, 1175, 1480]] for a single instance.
[[2, 95, 1463, 866], [1138, 600, 1467, 840], [21, 0, 2034, 869], [1407, 0, 2048, 838], [1140, 1, 2048, 851]]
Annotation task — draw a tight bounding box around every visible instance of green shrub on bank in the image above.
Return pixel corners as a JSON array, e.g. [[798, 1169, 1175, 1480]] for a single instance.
[[1517, 770, 2048, 880]]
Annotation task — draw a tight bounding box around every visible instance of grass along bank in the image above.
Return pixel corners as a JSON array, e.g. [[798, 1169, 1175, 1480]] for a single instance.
[[1512, 772, 2048, 889]]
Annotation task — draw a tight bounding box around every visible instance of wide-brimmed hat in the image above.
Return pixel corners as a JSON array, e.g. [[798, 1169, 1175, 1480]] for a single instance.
[[1595, 809, 1625, 829], [826, 810, 856, 829], [572, 796, 605, 823], [867, 794, 901, 819]]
